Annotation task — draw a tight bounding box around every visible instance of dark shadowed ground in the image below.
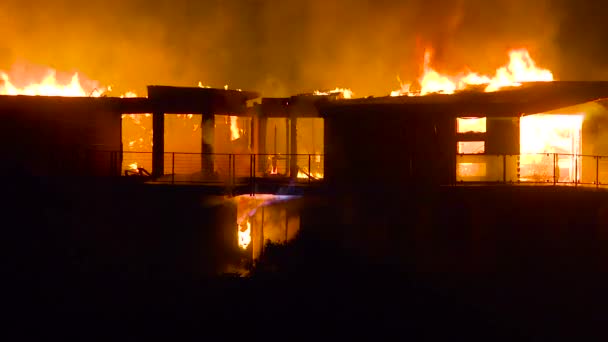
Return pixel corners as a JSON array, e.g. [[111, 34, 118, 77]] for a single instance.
[[4, 174, 608, 340]]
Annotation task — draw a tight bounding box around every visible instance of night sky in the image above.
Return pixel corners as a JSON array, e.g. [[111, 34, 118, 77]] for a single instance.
[[0, 0, 606, 96]]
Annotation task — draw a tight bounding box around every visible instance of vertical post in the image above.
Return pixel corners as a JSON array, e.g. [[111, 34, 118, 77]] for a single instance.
[[286, 118, 291, 176], [250, 154, 254, 196], [597, 156, 600, 188], [172, 152, 175, 184], [575, 153, 578, 187], [260, 206, 265, 259], [201, 114, 215, 178], [228, 154, 232, 187], [152, 112, 165, 177], [232, 154, 236, 186], [257, 116, 267, 173], [503, 154, 507, 184], [285, 208, 289, 242], [289, 117, 298, 179], [308, 154, 312, 184], [553, 153, 557, 186]]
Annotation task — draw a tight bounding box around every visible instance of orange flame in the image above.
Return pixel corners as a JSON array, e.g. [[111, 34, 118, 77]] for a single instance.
[[314, 88, 353, 99], [0, 70, 104, 97], [230, 116, 241, 141], [238, 220, 251, 250], [392, 48, 553, 96], [0, 66, 139, 98]]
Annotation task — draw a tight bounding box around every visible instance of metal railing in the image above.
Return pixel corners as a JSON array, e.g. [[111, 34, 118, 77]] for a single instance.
[[83, 150, 608, 190], [118, 151, 325, 187], [456, 153, 608, 188]]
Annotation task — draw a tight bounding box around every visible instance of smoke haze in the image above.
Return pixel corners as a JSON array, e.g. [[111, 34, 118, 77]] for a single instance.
[[0, 0, 605, 97]]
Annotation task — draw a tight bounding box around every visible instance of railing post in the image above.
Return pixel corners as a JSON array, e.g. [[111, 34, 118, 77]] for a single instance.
[[502, 154, 506, 184], [575, 153, 578, 187], [308, 154, 312, 184], [227, 154, 232, 188], [597, 156, 600, 189], [250, 154, 254, 196], [553, 153, 557, 186], [172, 152, 175, 184], [232, 154, 236, 187]]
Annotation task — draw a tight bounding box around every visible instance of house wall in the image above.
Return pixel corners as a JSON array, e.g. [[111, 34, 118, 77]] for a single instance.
[[0, 102, 121, 177], [324, 107, 455, 192]]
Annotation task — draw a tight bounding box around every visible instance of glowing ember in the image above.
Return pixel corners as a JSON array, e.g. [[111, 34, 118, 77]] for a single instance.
[[238, 220, 251, 250], [128, 162, 138, 170], [392, 48, 553, 96], [314, 88, 353, 99]]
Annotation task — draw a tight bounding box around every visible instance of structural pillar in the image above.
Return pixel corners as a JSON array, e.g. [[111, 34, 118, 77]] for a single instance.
[[202, 113, 215, 177], [256, 116, 267, 173], [289, 117, 298, 178], [152, 112, 165, 177]]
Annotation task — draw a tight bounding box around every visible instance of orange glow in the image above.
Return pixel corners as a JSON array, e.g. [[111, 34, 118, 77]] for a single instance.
[[0, 66, 141, 99], [230, 116, 241, 141], [457, 141, 485, 154], [297, 169, 324, 179], [457, 163, 487, 178], [520, 114, 583, 182], [457, 117, 487, 133], [392, 48, 553, 96], [313, 88, 353, 99], [0, 69, 105, 97], [238, 220, 252, 250]]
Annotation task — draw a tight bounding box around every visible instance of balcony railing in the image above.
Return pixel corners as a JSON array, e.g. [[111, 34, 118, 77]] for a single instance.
[[110, 151, 325, 186], [456, 153, 608, 188], [84, 151, 608, 190]]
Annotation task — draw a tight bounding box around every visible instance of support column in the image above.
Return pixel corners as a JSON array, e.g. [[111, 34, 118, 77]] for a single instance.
[[201, 114, 215, 177], [289, 117, 298, 178], [256, 116, 267, 173], [152, 112, 165, 177]]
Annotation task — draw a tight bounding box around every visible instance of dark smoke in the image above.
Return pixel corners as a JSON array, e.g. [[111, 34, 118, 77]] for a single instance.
[[0, 0, 605, 97]]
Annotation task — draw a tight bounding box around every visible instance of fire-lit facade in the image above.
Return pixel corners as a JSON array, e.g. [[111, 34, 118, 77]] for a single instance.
[[320, 82, 608, 191]]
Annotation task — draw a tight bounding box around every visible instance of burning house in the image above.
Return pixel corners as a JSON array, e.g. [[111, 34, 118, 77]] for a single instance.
[[321, 81, 608, 191], [5, 47, 608, 274]]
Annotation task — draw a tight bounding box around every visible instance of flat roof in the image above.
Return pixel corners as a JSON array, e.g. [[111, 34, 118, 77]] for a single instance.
[[319, 82, 608, 117], [0, 86, 260, 115]]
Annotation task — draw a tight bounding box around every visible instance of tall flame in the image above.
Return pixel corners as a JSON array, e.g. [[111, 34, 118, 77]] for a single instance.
[[392, 48, 553, 96], [238, 220, 252, 250], [230, 116, 241, 141]]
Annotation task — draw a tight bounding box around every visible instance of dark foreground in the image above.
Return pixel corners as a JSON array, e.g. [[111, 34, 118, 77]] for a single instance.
[[6, 237, 608, 341], [4, 176, 608, 340]]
